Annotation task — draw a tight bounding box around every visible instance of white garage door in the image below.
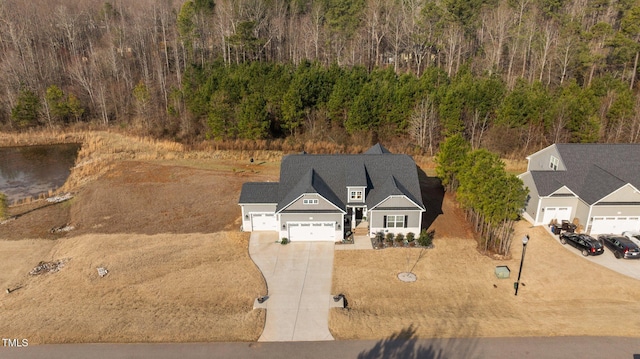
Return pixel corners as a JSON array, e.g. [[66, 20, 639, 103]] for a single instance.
[[590, 217, 640, 235], [251, 213, 277, 231], [542, 207, 572, 225], [288, 222, 336, 242]]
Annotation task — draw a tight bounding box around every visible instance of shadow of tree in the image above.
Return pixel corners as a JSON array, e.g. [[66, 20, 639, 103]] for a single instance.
[[357, 325, 479, 359], [417, 166, 444, 230]]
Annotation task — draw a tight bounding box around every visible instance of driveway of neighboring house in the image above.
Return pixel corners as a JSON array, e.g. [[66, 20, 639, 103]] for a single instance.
[[249, 232, 335, 342], [549, 229, 640, 280]]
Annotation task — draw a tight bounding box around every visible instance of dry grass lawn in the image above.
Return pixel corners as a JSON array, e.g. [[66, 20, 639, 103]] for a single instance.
[[330, 221, 640, 339], [0, 231, 265, 344]]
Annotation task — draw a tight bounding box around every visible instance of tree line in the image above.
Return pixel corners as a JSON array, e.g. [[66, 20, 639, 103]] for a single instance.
[[1, 0, 640, 154], [436, 134, 527, 255]]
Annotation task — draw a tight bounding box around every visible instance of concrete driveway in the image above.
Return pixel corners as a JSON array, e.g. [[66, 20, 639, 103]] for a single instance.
[[249, 232, 335, 342], [548, 230, 640, 280]]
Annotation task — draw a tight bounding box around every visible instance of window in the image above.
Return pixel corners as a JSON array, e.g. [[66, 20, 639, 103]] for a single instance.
[[350, 191, 363, 201], [303, 199, 318, 205], [385, 215, 405, 228], [549, 156, 559, 171]]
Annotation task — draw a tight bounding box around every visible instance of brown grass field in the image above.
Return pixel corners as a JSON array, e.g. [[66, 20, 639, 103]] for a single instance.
[[329, 219, 640, 339], [0, 232, 266, 343], [1, 130, 638, 343]]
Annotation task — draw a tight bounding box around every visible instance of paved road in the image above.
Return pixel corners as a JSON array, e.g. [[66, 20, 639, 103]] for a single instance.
[[249, 232, 335, 341], [2, 337, 639, 359]]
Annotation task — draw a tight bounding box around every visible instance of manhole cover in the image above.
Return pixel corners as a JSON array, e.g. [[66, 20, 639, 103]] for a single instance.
[[398, 272, 417, 282]]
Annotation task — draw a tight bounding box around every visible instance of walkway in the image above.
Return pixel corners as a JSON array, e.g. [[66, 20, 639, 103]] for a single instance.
[[248, 232, 335, 342]]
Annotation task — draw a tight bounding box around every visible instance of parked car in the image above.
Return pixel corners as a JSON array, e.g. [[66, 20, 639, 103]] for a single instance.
[[559, 232, 604, 256], [621, 231, 640, 247], [598, 234, 640, 259]]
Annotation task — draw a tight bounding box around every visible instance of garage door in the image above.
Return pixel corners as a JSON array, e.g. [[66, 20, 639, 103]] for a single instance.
[[541, 207, 572, 225], [590, 217, 640, 235], [288, 222, 335, 242], [251, 213, 277, 231]]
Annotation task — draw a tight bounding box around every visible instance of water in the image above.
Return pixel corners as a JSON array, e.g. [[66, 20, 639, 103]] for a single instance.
[[0, 143, 80, 203]]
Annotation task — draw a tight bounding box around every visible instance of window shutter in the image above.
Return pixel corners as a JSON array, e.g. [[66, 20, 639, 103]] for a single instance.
[[404, 215, 408, 228], [383, 215, 387, 228]]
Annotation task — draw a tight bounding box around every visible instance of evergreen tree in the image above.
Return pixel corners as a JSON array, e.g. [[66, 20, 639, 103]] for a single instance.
[[11, 89, 41, 128]]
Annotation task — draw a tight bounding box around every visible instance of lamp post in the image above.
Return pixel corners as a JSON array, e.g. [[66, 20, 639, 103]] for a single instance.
[[514, 234, 530, 296]]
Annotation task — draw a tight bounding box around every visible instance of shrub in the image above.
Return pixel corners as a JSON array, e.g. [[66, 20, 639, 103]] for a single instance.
[[280, 237, 289, 245], [406, 232, 415, 242], [417, 229, 434, 247], [385, 232, 394, 243], [395, 233, 405, 243], [375, 232, 384, 245]]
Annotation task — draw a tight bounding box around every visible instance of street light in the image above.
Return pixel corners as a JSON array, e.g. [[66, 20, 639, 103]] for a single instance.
[[514, 234, 530, 296]]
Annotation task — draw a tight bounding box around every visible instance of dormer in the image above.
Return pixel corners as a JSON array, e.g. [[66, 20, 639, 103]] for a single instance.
[[347, 186, 366, 203], [346, 163, 368, 204]]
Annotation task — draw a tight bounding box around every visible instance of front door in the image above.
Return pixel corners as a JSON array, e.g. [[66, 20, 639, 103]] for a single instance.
[[355, 207, 364, 223]]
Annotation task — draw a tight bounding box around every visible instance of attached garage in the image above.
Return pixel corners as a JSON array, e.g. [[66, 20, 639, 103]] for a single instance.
[[287, 222, 336, 242], [541, 207, 572, 225], [590, 216, 640, 235], [251, 213, 277, 231]]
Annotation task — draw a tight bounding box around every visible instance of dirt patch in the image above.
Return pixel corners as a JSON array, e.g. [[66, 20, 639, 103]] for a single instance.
[[70, 160, 278, 235], [0, 232, 266, 343], [1, 201, 73, 240], [1, 158, 279, 239], [330, 220, 640, 339]]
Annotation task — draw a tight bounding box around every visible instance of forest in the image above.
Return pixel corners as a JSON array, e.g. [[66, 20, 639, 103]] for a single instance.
[[1, 0, 640, 155]]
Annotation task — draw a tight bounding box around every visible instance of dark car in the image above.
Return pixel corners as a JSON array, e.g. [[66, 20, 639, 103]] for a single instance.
[[598, 234, 640, 259], [559, 232, 604, 256]]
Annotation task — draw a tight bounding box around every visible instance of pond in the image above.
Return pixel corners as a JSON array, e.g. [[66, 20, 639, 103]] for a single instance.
[[0, 143, 81, 204]]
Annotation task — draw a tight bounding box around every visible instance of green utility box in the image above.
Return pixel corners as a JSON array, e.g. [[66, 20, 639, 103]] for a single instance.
[[495, 266, 511, 279]]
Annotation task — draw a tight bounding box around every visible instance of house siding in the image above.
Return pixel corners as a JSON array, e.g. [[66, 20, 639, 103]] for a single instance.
[[240, 204, 277, 231], [519, 172, 539, 222], [590, 205, 640, 217], [527, 145, 565, 172], [573, 200, 591, 229], [374, 196, 419, 209], [283, 193, 340, 211], [551, 186, 574, 195], [596, 184, 640, 203], [369, 209, 422, 236]]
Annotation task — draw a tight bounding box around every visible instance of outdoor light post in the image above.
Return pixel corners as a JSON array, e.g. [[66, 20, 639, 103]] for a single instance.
[[514, 234, 530, 296]]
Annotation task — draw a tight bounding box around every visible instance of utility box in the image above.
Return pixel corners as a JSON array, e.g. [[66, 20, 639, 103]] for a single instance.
[[495, 266, 511, 279]]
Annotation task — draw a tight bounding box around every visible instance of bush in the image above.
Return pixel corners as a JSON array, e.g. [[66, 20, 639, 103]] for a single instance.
[[395, 233, 405, 243], [375, 232, 384, 245], [280, 237, 289, 245], [406, 232, 415, 242], [385, 232, 394, 243], [417, 229, 434, 247]]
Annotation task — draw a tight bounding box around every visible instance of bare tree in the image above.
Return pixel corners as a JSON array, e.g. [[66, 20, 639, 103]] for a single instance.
[[409, 97, 439, 156]]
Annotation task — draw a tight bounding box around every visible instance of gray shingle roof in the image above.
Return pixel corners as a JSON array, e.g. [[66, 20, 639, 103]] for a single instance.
[[238, 144, 425, 211], [531, 144, 640, 204], [238, 182, 280, 203], [364, 143, 391, 154]]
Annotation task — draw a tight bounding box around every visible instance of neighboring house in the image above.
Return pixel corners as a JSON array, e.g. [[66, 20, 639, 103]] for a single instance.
[[519, 144, 640, 235], [238, 144, 426, 242]]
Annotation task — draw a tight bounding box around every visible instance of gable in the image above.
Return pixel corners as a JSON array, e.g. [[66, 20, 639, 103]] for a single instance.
[[371, 195, 423, 210], [549, 186, 577, 196], [280, 193, 344, 212], [595, 184, 640, 204], [527, 145, 565, 172]]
